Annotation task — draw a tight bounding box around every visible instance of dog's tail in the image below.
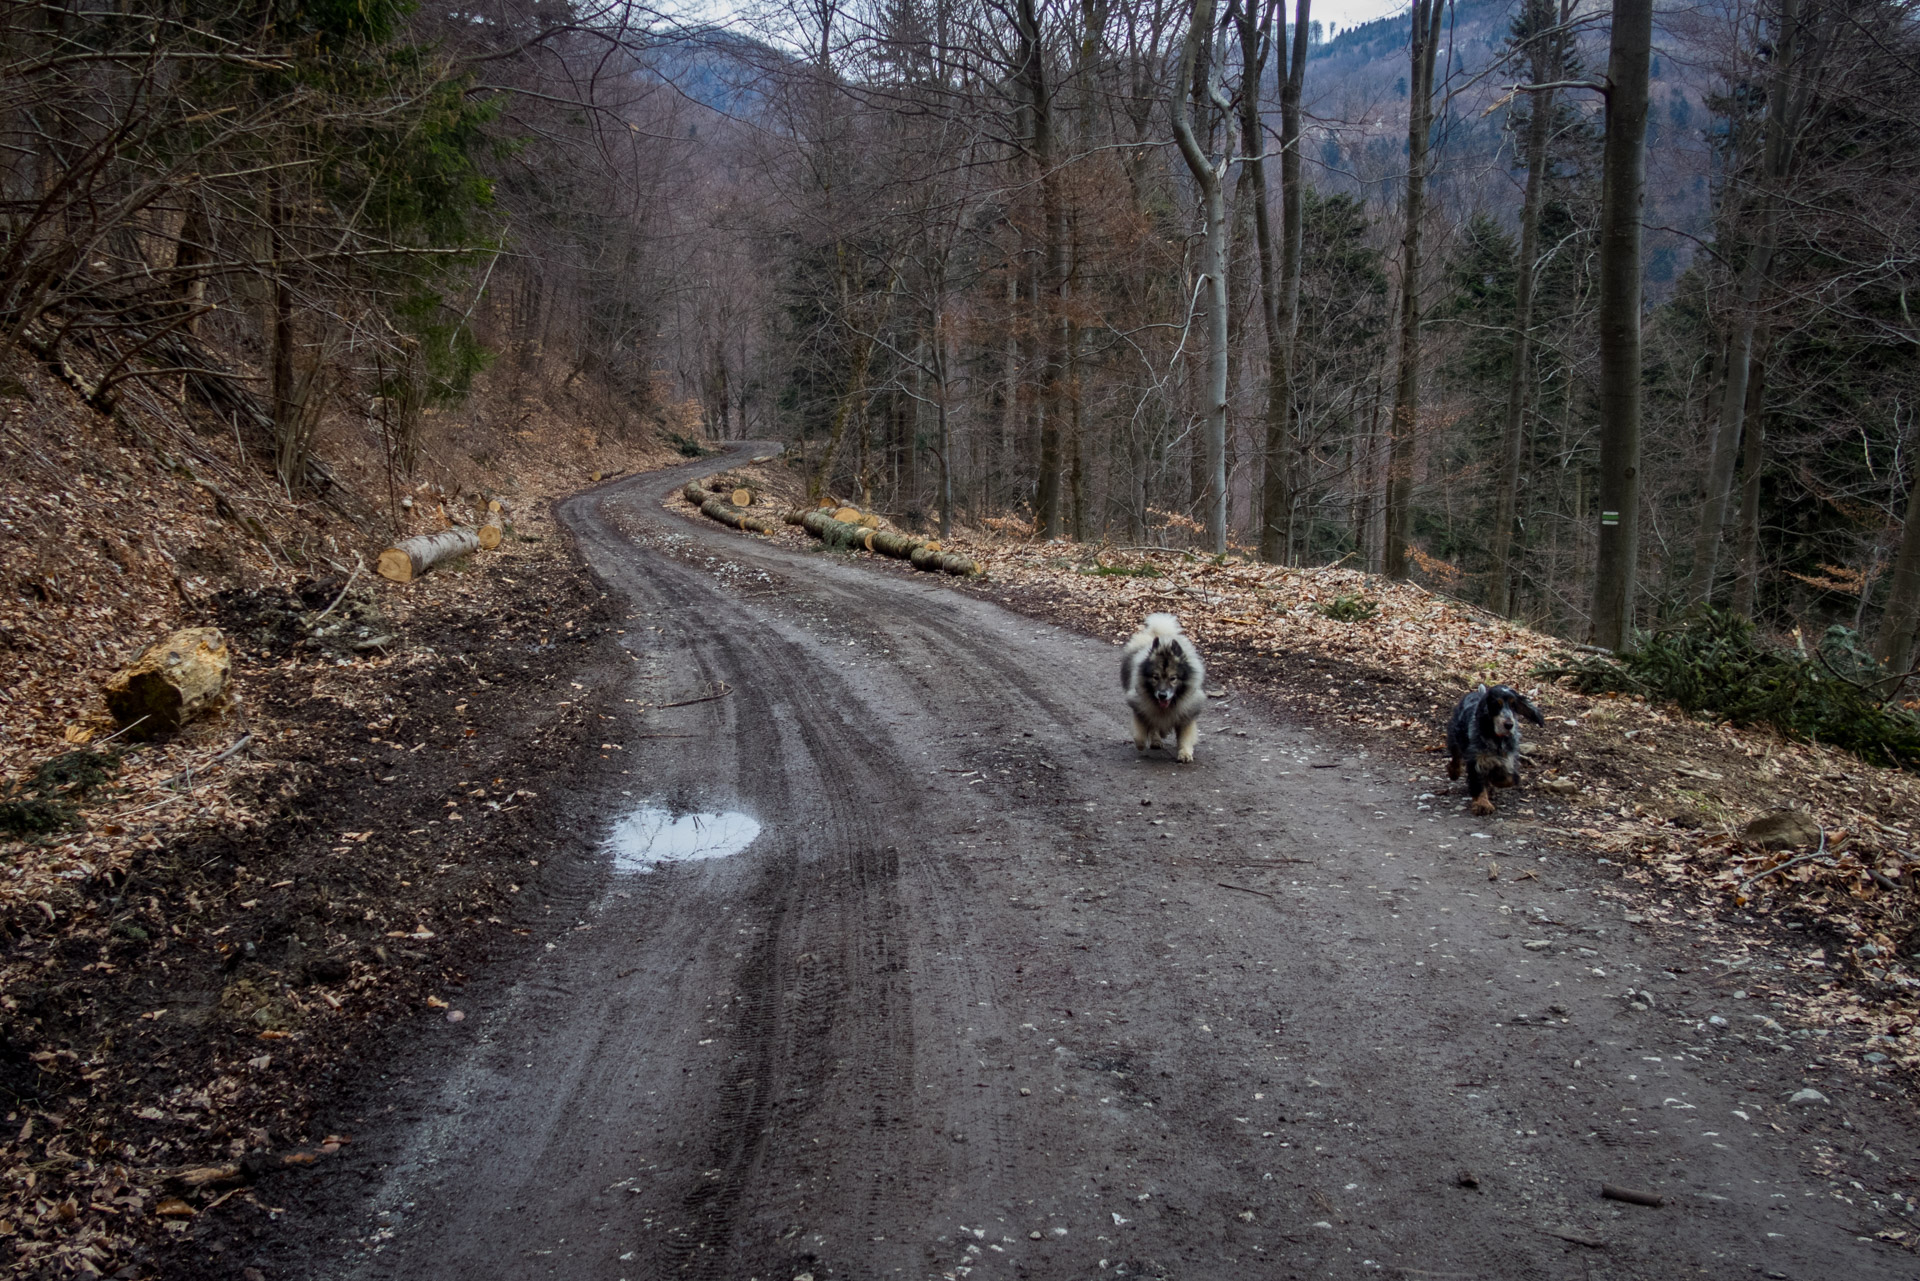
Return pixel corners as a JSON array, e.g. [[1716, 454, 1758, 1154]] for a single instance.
[[1141, 612, 1184, 641]]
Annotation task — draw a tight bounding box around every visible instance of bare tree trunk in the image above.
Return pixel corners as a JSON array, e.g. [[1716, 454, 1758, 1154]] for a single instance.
[[810, 252, 877, 501], [1383, 0, 1446, 580], [1588, 0, 1652, 649], [1489, 0, 1562, 615], [1728, 356, 1769, 619], [1689, 0, 1804, 606], [1875, 464, 1920, 680], [1242, 0, 1308, 565], [1016, 0, 1068, 538], [1170, 0, 1231, 554]]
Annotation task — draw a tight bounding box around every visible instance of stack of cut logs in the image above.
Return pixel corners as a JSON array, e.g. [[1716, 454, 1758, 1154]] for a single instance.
[[788, 505, 979, 576], [681, 480, 783, 535], [681, 479, 977, 575]]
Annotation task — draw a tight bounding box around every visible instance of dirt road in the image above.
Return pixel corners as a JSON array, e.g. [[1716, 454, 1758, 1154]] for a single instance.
[[311, 444, 1916, 1281]]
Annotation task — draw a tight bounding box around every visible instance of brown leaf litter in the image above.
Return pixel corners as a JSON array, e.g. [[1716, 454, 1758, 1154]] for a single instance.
[[1, 345, 690, 1279]]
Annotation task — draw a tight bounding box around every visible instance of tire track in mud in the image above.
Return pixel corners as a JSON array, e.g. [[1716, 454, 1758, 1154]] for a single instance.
[[312, 445, 1920, 1281], [561, 483, 980, 1279]]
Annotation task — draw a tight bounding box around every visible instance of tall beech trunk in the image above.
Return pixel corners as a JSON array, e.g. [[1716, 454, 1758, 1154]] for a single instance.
[[1383, 0, 1446, 580], [1876, 466, 1920, 680], [1489, 0, 1563, 615], [1689, 0, 1804, 605], [1016, 0, 1068, 538], [1243, 0, 1308, 565], [1170, 0, 1231, 554], [1588, 0, 1653, 649], [1729, 356, 1769, 619]]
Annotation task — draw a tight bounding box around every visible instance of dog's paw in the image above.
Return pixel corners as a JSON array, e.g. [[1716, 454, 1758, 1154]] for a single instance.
[[1469, 794, 1495, 816], [1175, 749, 1194, 764], [1446, 759, 1462, 780]]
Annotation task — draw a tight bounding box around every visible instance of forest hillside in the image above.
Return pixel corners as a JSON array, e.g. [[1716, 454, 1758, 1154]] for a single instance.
[[5, 0, 1920, 1274]]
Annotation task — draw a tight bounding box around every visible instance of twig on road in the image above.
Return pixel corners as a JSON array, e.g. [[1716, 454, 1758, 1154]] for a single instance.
[[649, 682, 734, 710], [162, 733, 254, 790]]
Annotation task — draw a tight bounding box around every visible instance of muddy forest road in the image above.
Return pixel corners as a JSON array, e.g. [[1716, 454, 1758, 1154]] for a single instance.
[[319, 444, 1915, 1281]]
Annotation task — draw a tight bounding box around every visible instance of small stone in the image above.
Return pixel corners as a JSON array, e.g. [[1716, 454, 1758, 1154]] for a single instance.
[[1787, 1088, 1829, 1106], [1623, 912, 1646, 924], [1742, 809, 1821, 849], [1029, 1230, 1042, 1239], [1522, 940, 1551, 952], [1140, 797, 1152, 806], [1864, 1052, 1889, 1065], [446, 1009, 465, 1023], [1708, 1015, 1729, 1027], [1454, 1169, 1480, 1189]]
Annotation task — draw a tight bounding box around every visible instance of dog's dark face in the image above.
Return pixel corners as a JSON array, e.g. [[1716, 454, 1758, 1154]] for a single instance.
[[1143, 640, 1191, 710], [1479, 685, 1543, 742]]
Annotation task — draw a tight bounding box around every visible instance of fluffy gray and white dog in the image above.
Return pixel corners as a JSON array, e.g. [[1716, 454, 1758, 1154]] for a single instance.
[[1121, 613, 1207, 763]]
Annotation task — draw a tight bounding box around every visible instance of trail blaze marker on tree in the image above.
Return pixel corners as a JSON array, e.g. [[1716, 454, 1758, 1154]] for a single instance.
[[1601, 511, 1620, 527]]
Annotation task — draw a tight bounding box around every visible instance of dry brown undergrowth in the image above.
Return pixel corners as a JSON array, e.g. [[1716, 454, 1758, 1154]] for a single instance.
[[2, 348, 692, 1277]]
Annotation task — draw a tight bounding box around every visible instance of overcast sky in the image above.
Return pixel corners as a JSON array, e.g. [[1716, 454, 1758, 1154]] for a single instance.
[[1312, 0, 1408, 33], [673, 1, 1414, 44]]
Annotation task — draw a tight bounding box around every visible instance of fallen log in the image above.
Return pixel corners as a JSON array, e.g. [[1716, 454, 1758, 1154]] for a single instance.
[[377, 528, 480, 583], [104, 627, 231, 735], [682, 482, 781, 534], [797, 508, 978, 576], [908, 542, 980, 575]]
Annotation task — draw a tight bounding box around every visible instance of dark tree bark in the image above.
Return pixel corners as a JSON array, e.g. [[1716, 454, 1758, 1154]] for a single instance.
[[1383, 0, 1446, 580], [1728, 356, 1769, 619], [1489, 0, 1565, 615], [1875, 466, 1920, 680], [1015, 0, 1068, 538], [1242, 0, 1309, 565], [1170, 0, 1231, 554], [1687, 0, 1804, 605], [1588, 0, 1652, 649]]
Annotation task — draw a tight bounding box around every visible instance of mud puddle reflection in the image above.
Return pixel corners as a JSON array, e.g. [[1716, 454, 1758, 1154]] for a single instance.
[[608, 805, 761, 873]]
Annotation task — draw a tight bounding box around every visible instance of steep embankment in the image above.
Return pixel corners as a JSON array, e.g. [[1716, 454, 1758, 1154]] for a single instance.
[[0, 345, 701, 1277]]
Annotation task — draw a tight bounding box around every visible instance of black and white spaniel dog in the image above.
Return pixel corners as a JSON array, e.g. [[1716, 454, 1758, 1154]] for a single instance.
[[1445, 684, 1544, 816]]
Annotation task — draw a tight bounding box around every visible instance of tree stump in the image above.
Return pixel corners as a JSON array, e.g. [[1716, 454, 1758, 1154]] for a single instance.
[[377, 528, 481, 583], [105, 627, 231, 735]]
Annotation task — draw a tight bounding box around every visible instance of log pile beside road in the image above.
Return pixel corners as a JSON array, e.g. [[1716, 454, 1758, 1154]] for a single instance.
[[792, 506, 978, 576], [682, 481, 783, 534]]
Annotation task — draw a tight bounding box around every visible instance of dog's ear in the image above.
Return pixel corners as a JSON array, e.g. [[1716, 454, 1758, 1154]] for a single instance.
[[1519, 696, 1545, 725], [1475, 683, 1489, 697]]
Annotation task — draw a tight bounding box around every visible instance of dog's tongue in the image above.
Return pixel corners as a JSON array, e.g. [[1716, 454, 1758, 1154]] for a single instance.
[[1156, 694, 1173, 708]]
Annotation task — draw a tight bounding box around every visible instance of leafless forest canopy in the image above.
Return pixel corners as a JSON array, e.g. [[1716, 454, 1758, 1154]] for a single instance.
[[4, 0, 1920, 667]]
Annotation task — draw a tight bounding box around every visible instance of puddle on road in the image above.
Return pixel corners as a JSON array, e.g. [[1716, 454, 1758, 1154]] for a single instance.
[[608, 806, 761, 873]]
